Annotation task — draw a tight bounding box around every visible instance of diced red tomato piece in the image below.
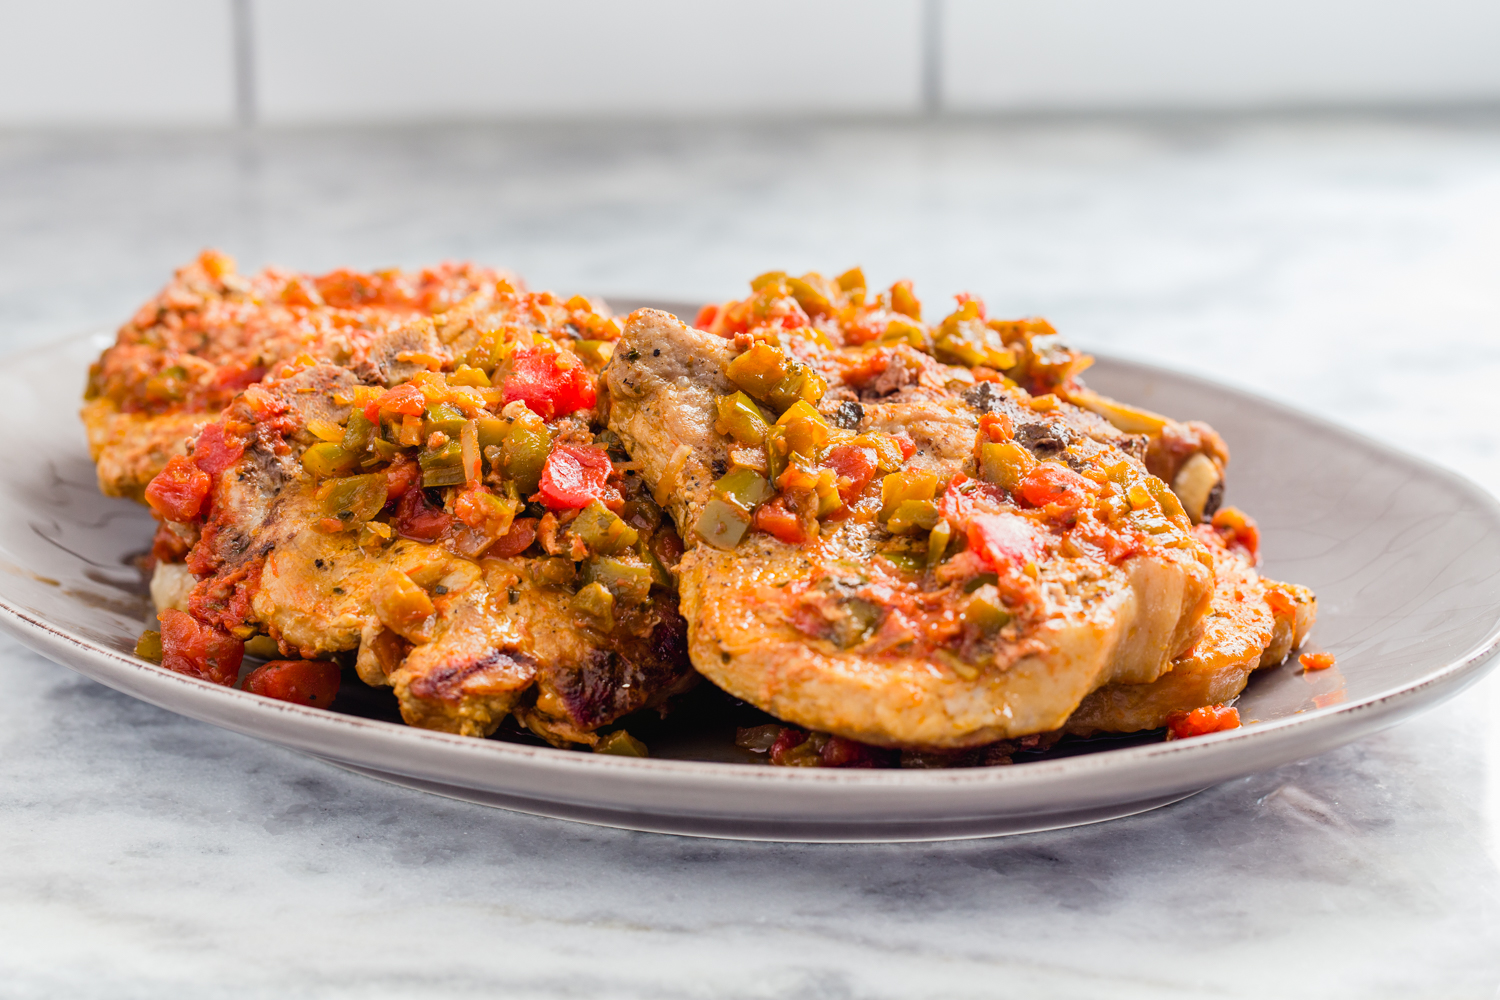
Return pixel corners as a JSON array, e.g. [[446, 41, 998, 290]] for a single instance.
[[694, 304, 719, 330], [244, 659, 342, 707], [384, 457, 419, 500], [837, 348, 896, 390], [145, 455, 212, 522], [978, 412, 1013, 442], [753, 497, 807, 544], [487, 517, 538, 557], [157, 608, 244, 686], [966, 512, 1044, 573], [768, 727, 809, 764], [503, 347, 597, 421], [1070, 515, 1140, 565], [365, 382, 426, 422], [652, 526, 684, 568], [819, 735, 883, 768], [537, 445, 614, 510], [1017, 463, 1096, 512], [187, 556, 263, 634], [209, 362, 266, 398], [1264, 587, 1295, 616], [1165, 704, 1241, 740], [1211, 507, 1260, 562], [394, 483, 453, 541], [1300, 651, 1336, 672], [315, 269, 381, 309], [150, 522, 191, 564], [191, 422, 244, 476], [823, 444, 879, 503], [894, 435, 917, 460]]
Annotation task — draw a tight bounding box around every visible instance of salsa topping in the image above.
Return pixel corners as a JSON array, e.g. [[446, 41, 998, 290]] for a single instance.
[[143, 286, 677, 698]]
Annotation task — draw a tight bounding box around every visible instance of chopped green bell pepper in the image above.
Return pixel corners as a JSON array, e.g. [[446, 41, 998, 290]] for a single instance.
[[422, 402, 468, 440], [963, 573, 999, 593], [572, 500, 639, 556], [979, 441, 1036, 491], [572, 581, 616, 630], [302, 442, 359, 479], [501, 410, 551, 494], [879, 469, 939, 522], [321, 473, 389, 525], [776, 400, 830, 458], [449, 365, 491, 387], [340, 410, 375, 455], [749, 270, 787, 292], [926, 519, 953, 568], [831, 597, 881, 649], [933, 301, 1016, 370], [710, 467, 774, 512], [836, 266, 866, 293], [890, 281, 921, 320], [594, 730, 648, 757], [885, 499, 941, 535], [574, 340, 615, 367], [695, 497, 753, 550], [882, 552, 923, 575], [726, 342, 827, 412], [714, 391, 770, 446], [476, 416, 508, 451], [581, 556, 653, 606], [964, 586, 1012, 634], [135, 629, 163, 663], [530, 557, 576, 588], [786, 275, 831, 316], [419, 440, 466, 488]]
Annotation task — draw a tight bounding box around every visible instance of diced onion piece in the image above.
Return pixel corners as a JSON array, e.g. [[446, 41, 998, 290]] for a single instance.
[[1064, 386, 1169, 435], [1172, 452, 1222, 523], [372, 568, 436, 643], [460, 420, 482, 487]]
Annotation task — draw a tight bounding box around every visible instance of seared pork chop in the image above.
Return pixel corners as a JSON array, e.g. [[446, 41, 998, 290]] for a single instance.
[[608, 309, 1228, 749], [144, 313, 692, 745], [84, 251, 515, 501], [1066, 520, 1315, 734], [696, 268, 1231, 522]]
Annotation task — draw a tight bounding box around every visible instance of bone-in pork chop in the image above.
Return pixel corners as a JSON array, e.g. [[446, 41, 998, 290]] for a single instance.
[[607, 308, 1232, 748]]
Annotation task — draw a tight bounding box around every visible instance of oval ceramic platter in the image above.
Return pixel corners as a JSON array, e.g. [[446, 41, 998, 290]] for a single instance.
[[3, 310, 1499, 842]]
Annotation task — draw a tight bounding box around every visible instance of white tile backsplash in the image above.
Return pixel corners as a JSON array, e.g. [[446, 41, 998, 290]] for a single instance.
[[252, 0, 924, 123], [0, 0, 1497, 125], [942, 0, 1500, 111], [0, 0, 234, 125]]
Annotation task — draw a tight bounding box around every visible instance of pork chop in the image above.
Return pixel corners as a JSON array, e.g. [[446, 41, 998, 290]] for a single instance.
[[84, 250, 515, 500], [144, 321, 692, 744], [608, 309, 1224, 749]]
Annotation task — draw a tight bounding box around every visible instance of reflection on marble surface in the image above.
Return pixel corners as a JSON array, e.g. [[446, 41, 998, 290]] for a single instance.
[[1, 116, 1498, 996]]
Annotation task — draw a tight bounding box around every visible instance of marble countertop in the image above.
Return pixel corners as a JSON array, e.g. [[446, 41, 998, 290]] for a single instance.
[[1, 114, 1498, 997]]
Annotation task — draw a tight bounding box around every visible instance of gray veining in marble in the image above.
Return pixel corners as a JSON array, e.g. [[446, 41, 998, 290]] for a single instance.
[[1, 114, 1498, 997]]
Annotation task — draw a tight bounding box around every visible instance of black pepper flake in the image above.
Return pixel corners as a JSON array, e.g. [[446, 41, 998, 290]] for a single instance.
[[508, 588, 520, 605], [314, 559, 325, 569], [331, 586, 344, 595], [434, 584, 449, 595], [626, 349, 641, 361], [652, 348, 661, 357]]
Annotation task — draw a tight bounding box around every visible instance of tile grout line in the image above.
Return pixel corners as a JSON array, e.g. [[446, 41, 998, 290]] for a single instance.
[[231, 0, 257, 128], [918, 0, 942, 116]]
